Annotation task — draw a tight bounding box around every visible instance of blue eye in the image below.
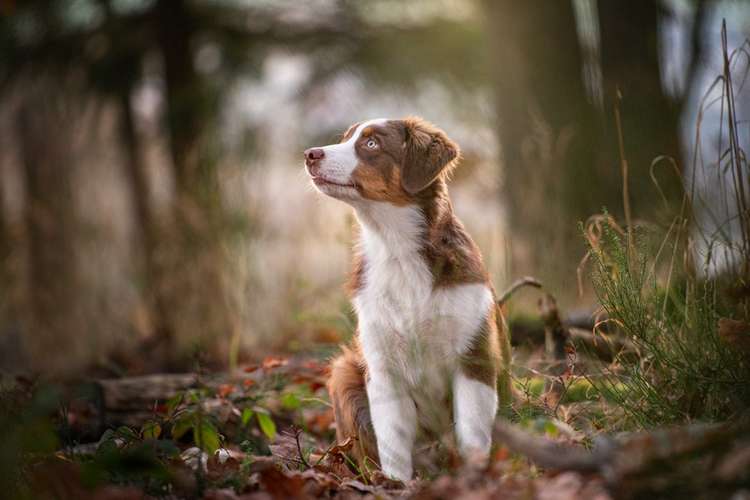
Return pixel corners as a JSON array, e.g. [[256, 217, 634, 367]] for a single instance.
[[366, 139, 378, 149]]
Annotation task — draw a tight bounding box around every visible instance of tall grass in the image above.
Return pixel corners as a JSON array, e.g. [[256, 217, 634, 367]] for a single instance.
[[584, 24, 750, 429], [586, 220, 749, 428]]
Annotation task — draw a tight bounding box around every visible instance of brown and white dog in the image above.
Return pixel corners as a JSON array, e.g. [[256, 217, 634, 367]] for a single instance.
[[304, 117, 511, 481]]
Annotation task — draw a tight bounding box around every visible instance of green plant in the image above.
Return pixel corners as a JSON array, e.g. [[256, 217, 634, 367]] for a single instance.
[[585, 220, 750, 428]]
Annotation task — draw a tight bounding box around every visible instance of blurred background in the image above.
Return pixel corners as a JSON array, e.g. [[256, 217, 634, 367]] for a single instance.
[[0, 0, 748, 376]]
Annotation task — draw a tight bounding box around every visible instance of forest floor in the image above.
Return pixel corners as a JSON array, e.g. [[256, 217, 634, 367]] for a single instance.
[[5, 340, 749, 500], [4, 353, 612, 500]]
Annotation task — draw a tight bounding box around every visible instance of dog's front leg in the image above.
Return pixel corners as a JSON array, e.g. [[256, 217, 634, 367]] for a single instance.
[[366, 364, 417, 481], [453, 371, 497, 462]]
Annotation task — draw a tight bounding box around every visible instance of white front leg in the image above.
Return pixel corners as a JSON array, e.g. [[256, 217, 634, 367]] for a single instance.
[[453, 371, 497, 462], [367, 371, 417, 481]]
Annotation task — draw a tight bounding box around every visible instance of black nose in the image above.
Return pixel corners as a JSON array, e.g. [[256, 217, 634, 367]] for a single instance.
[[304, 148, 325, 167]]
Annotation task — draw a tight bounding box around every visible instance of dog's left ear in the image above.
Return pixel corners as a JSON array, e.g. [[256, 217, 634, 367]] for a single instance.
[[400, 117, 460, 194]]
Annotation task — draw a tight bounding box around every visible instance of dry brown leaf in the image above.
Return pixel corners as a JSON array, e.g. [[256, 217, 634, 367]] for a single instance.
[[261, 356, 288, 370], [217, 384, 235, 398], [718, 317, 750, 353]]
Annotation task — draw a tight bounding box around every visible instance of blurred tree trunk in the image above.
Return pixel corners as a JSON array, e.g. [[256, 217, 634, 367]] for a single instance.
[[117, 84, 175, 350], [154, 0, 233, 363], [16, 88, 84, 374], [485, 0, 684, 299], [598, 0, 682, 222], [0, 157, 9, 294], [484, 0, 601, 297], [0, 133, 13, 347]]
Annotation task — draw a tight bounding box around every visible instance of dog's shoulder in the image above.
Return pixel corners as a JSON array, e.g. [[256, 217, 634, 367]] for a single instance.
[[423, 212, 489, 288]]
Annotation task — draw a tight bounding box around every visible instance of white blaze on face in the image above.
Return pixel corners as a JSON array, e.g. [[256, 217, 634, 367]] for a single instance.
[[312, 118, 389, 186]]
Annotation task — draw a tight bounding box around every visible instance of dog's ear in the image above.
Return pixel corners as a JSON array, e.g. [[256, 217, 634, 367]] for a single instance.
[[400, 117, 460, 194]]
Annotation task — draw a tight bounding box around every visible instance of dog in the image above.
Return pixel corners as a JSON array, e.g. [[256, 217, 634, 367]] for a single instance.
[[304, 117, 511, 481]]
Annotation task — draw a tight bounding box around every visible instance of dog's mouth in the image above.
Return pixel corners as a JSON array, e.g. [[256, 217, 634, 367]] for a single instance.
[[311, 176, 357, 189]]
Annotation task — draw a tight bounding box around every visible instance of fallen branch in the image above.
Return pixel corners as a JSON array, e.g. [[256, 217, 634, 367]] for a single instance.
[[493, 418, 750, 495], [493, 421, 605, 473], [497, 276, 543, 306]]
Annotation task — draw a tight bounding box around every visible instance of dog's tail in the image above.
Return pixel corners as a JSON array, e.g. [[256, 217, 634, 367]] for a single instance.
[[327, 345, 379, 468]]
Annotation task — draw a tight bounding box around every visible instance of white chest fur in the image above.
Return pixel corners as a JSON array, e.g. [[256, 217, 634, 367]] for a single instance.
[[351, 203, 493, 389]]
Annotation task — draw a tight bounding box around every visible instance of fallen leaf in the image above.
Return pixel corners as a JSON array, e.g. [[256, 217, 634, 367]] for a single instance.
[[257, 465, 306, 498], [718, 317, 750, 353], [217, 384, 235, 398], [304, 408, 334, 434], [369, 470, 404, 489], [341, 479, 376, 494], [493, 446, 510, 463], [262, 356, 288, 370]]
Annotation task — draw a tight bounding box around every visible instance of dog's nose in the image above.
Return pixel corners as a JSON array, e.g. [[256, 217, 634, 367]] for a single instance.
[[304, 148, 325, 175], [304, 148, 325, 166]]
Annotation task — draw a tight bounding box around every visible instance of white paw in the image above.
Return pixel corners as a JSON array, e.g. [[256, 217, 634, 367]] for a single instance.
[[380, 461, 412, 482]]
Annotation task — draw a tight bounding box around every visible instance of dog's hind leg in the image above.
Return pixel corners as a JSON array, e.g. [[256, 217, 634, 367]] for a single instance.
[[327, 346, 379, 470]]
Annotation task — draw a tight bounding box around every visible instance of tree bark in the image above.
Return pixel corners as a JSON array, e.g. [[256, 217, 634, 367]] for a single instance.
[[117, 84, 175, 351], [598, 0, 683, 223], [154, 0, 233, 363], [484, 0, 602, 296], [16, 87, 84, 374]]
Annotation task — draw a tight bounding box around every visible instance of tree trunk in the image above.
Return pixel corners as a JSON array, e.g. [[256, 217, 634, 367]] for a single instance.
[[16, 88, 85, 374], [598, 0, 683, 223], [484, 0, 601, 297], [154, 0, 233, 364], [117, 84, 175, 354]]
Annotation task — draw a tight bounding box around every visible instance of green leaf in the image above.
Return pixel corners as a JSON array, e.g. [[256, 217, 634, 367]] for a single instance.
[[280, 392, 301, 410], [141, 421, 162, 440], [166, 393, 184, 416], [171, 415, 193, 439], [96, 437, 119, 456], [115, 426, 138, 441], [241, 407, 254, 426], [196, 421, 221, 455], [544, 421, 559, 437], [98, 428, 116, 443], [256, 411, 276, 440]]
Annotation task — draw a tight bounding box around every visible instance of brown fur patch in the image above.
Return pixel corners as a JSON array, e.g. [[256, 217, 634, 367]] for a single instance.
[[351, 163, 411, 205], [348, 120, 413, 204], [340, 122, 361, 142], [347, 251, 366, 297], [401, 117, 460, 194], [458, 303, 512, 408], [327, 343, 379, 467], [418, 182, 488, 287], [459, 305, 501, 387]]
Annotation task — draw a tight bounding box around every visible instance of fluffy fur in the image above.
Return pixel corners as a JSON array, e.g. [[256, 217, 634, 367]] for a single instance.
[[305, 117, 511, 481]]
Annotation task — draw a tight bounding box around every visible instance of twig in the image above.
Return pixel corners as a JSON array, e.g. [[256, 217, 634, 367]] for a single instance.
[[313, 438, 341, 467], [293, 427, 310, 469], [613, 86, 635, 264], [497, 276, 543, 305]]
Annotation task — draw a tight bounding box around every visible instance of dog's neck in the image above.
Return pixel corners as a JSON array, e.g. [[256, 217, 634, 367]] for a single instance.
[[353, 179, 453, 259]]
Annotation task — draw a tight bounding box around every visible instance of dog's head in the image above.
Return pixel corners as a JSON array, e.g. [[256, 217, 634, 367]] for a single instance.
[[304, 117, 460, 204]]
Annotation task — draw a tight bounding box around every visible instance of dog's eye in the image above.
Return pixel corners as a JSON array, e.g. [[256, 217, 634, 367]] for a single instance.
[[365, 139, 378, 149]]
